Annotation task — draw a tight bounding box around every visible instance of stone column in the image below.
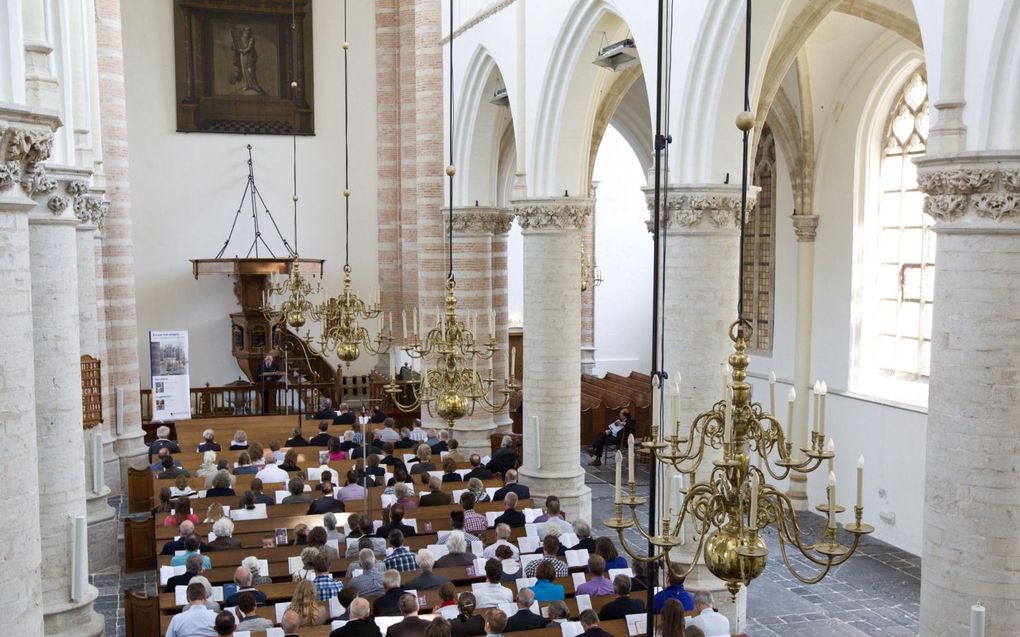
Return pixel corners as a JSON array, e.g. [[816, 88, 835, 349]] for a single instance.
[[580, 183, 597, 375], [916, 154, 1020, 637], [786, 213, 819, 510], [513, 197, 593, 523], [490, 218, 513, 432], [444, 207, 515, 454], [71, 181, 117, 572], [648, 183, 754, 628], [96, 0, 147, 484], [27, 154, 104, 637], [0, 121, 47, 637]]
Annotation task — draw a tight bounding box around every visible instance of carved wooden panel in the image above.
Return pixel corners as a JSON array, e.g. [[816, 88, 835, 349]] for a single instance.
[[81, 355, 103, 429]]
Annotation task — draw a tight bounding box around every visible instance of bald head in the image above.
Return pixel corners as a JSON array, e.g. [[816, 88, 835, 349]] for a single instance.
[[504, 469, 518, 483], [281, 609, 301, 633], [179, 520, 195, 536], [504, 492, 518, 509], [517, 587, 535, 607], [349, 597, 371, 619], [233, 566, 252, 587], [429, 475, 442, 491]]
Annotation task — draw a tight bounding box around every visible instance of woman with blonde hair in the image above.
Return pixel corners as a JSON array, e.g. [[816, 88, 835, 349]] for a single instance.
[[656, 598, 686, 637], [203, 502, 226, 524], [196, 450, 218, 484], [170, 474, 195, 499], [287, 579, 329, 626], [229, 430, 249, 450]]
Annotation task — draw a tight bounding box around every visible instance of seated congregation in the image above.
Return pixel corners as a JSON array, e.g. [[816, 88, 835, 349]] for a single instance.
[[144, 415, 732, 637]]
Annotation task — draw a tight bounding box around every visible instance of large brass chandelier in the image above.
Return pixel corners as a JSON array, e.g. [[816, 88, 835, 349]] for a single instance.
[[605, 0, 872, 609], [382, 0, 518, 426], [262, 259, 320, 331]]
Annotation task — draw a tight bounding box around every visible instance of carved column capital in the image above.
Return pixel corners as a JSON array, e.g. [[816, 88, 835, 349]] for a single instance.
[[915, 153, 1020, 225], [791, 214, 820, 242], [642, 183, 759, 233], [512, 197, 592, 231], [443, 206, 515, 235], [0, 126, 55, 197]]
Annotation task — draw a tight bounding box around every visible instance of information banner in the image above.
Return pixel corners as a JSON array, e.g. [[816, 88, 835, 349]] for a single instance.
[[149, 330, 191, 421]]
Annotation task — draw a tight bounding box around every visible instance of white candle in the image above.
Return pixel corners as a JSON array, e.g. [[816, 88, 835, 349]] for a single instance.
[[627, 434, 635, 484], [488, 309, 495, 338], [827, 471, 837, 529], [390, 351, 396, 379], [722, 365, 730, 400], [413, 307, 418, 336], [671, 377, 681, 439], [812, 381, 821, 438], [856, 455, 864, 509], [614, 450, 623, 505], [769, 370, 777, 414], [971, 603, 985, 637], [402, 310, 408, 339], [749, 472, 758, 527], [826, 437, 835, 474], [819, 381, 828, 438], [388, 312, 393, 335], [510, 347, 517, 378], [786, 387, 796, 451]]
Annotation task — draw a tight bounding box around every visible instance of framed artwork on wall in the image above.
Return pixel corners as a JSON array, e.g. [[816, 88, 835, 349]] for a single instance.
[[173, 0, 314, 135]]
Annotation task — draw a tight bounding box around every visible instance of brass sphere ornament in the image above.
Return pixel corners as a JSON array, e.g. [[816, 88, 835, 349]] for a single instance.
[[336, 341, 360, 363], [736, 111, 755, 131], [446, 165, 456, 177], [705, 528, 768, 598], [342, 41, 349, 50], [291, 80, 299, 88], [343, 189, 351, 198], [436, 391, 468, 422], [286, 310, 306, 329]]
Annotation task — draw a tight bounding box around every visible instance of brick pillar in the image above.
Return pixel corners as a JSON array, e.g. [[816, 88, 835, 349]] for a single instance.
[[95, 0, 146, 479], [916, 155, 1020, 637], [71, 183, 117, 573], [0, 122, 47, 636], [29, 165, 104, 637], [490, 213, 513, 431], [514, 197, 593, 523], [646, 183, 754, 628], [444, 207, 514, 454]]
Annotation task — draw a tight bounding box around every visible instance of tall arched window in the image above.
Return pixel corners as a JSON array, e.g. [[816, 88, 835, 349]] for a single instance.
[[743, 123, 776, 352], [860, 67, 932, 387]]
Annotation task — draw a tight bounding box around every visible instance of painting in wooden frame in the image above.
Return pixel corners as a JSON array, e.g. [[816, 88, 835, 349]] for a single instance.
[[173, 0, 314, 135]]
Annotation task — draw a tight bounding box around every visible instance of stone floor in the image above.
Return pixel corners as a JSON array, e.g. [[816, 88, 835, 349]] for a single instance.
[[96, 457, 921, 636]]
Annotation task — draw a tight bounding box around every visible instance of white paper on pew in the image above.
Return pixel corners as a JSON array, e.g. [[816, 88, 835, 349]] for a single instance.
[[380, 494, 396, 508], [175, 585, 188, 606], [473, 557, 487, 573], [275, 491, 287, 504], [207, 532, 217, 543], [265, 629, 284, 637], [374, 616, 402, 631], [384, 472, 393, 484], [575, 594, 593, 613], [452, 489, 467, 502], [497, 602, 519, 617], [417, 490, 430, 498], [437, 530, 450, 543], [404, 518, 418, 533], [349, 568, 363, 578], [288, 556, 303, 574], [485, 487, 497, 499], [174, 550, 185, 556], [523, 508, 542, 524], [326, 539, 339, 553], [329, 596, 343, 617], [520, 554, 541, 570], [572, 572, 587, 588], [257, 560, 269, 577], [481, 455, 491, 465], [626, 613, 647, 636], [373, 520, 383, 532], [211, 586, 224, 602], [427, 544, 449, 558], [234, 632, 250, 637], [439, 451, 449, 460], [609, 567, 635, 580], [331, 620, 349, 631], [403, 454, 416, 464], [471, 540, 484, 556], [565, 549, 589, 568], [560, 621, 584, 637], [517, 537, 541, 554], [438, 605, 460, 619], [230, 504, 267, 521], [524, 523, 538, 539], [275, 601, 290, 623], [485, 511, 500, 527], [455, 469, 470, 478], [385, 547, 394, 557], [159, 565, 184, 585], [654, 586, 663, 595], [308, 467, 322, 481], [561, 533, 579, 547], [515, 577, 537, 591]]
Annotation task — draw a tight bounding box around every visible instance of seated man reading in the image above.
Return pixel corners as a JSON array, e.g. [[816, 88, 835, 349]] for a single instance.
[[587, 409, 634, 466]]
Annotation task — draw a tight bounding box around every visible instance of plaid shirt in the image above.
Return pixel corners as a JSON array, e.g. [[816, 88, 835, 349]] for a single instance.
[[313, 574, 344, 601], [524, 555, 569, 578], [384, 546, 419, 572], [463, 510, 489, 533]]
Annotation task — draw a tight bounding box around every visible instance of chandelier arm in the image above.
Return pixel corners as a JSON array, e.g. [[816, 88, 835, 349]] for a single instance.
[[774, 515, 834, 584], [613, 527, 671, 565], [767, 487, 847, 569], [653, 411, 717, 474]]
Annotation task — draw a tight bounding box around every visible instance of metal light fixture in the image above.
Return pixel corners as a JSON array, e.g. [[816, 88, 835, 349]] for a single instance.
[[262, 258, 320, 332], [489, 86, 510, 107], [383, 0, 518, 427], [608, 0, 872, 608], [580, 239, 603, 292], [593, 38, 639, 71]]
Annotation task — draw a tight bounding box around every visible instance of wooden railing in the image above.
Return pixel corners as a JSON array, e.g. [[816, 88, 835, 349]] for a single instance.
[[140, 381, 335, 422]]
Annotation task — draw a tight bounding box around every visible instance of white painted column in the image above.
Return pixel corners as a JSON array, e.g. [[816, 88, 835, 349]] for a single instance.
[[0, 120, 47, 637], [514, 197, 593, 523], [650, 183, 754, 629], [786, 214, 819, 510], [72, 182, 116, 572], [917, 155, 1020, 637], [28, 167, 104, 637], [445, 206, 514, 455]]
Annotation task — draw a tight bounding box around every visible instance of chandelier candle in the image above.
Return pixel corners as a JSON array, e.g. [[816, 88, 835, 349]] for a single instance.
[[671, 376, 681, 441], [827, 471, 837, 530], [819, 381, 828, 438], [827, 438, 835, 473], [724, 394, 734, 444], [628, 433, 635, 484], [768, 370, 776, 414], [856, 455, 864, 509], [812, 381, 822, 441], [749, 472, 759, 527], [786, 388, 796, 454], [615, 450, 623, 504]]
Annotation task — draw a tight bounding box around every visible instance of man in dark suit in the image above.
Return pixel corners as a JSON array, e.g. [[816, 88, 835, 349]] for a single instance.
[[309, 482, 345, 514], [334, 403, 356, 424], [385, 593, 429, 637], [147, 425, 180, 462], [579, 609, 614, 637], [464, 454, 493, 481], [224, 566, 267, 607], [597, 575, 645, 621], [372, 570, 407, 617], [429, 430, 449, 454], [164, 553, 204, 593], [493, 492, 526, 528], [368, 406, 387, 423], [160, 521, 209, 555], [250, 478, 275, 506], [504, 588, 547, 632], [308, 421, 335, 447], [285, 427, 308, 447], [487, 435, 518, 476], [493, 470, 530, 501], [255, 354, 282, 414], [329, 598, 382, 637], [207, 518, 242, 551], [157, 455, 190, 480], [314, 397, 338, 421], [419, 476, 452, 507], [376, 503, 416, 538]]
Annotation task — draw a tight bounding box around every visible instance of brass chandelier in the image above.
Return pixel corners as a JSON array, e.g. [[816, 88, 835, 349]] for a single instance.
[[605, 0, 872, 607], [262, 259, 320, 331], [382, 0, 518, 426]]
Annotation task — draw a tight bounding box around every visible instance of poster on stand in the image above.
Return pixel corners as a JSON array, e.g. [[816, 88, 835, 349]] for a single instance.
[[149, 330, 191, 421]]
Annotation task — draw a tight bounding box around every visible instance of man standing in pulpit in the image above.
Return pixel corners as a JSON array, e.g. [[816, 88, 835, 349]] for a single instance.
[[256, 354, 282, 414]]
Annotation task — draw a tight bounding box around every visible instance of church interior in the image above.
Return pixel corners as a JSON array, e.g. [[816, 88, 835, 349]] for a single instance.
[[1, 0, 1017, 636]]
